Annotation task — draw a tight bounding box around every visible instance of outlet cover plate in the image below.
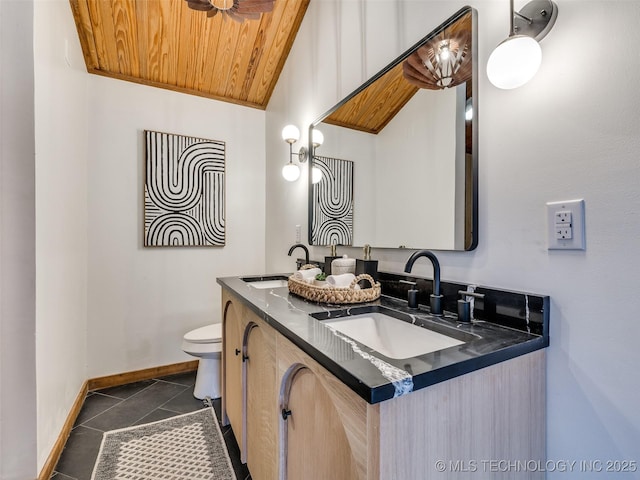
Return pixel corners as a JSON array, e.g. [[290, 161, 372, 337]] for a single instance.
[[547, 199, 586, 250]]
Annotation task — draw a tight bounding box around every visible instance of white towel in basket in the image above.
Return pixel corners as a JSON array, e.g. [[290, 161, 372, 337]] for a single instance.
[[292, 267, 322, 283], [326, 273, 359, 289]]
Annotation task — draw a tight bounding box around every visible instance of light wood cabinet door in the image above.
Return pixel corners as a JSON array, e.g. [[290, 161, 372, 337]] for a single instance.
[[244, 322, 277, 480], [222, 296, 244, 457], [281, 365, 360, 480]]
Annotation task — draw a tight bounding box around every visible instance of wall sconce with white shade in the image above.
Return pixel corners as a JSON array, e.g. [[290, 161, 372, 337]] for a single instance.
[[281, 124, 324, 183], [487, 0, 558, 89], [282, 125, 302, 181]]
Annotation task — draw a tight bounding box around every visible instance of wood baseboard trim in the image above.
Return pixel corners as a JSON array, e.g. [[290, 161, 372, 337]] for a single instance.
[[87, 360, 199, 391], [38, 380, 89, 480], [38, 360, 199, 479]]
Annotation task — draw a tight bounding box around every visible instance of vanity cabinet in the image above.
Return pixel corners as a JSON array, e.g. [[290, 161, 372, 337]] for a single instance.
[[221, 287, 545, 480]]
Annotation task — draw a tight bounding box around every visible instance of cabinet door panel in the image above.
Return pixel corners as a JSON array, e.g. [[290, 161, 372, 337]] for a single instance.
[[284, 367, 359, 480], [222, 298, 244, 455], [245, 323, 277, 480]]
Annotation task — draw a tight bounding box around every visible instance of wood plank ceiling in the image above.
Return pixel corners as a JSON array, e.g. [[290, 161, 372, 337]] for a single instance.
[[69, 0, 310, 109]]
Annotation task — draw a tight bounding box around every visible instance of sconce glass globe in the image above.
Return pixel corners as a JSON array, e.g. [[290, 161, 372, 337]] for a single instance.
[[312, 166, 323, 184], [487, 35, 542, 89], [282, 162, 300, 182], [311, 129, 324, 147], [282, 125, 300, 144]]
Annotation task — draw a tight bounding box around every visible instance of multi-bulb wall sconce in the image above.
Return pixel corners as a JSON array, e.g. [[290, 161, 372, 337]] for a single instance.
[[281, 125, 324, 183]]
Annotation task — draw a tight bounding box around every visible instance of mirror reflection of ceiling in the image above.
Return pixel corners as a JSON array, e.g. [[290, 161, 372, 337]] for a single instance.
[[323, 10, 472, 135], [402, 11, 472, 90], [69, 0, 309, 109]]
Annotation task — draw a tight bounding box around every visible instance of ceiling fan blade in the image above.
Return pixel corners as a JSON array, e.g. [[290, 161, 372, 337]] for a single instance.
[[232, 8, 261, 19], [244, 12, 262, 19], [235, 4, 273, 13], [236, 0, 274, 12], [226, 9, 245, 22], [187, 0, 272, 19], [187, 0, 214, 11], [187, 0, 211, 6], [243, 0, 274, 5]]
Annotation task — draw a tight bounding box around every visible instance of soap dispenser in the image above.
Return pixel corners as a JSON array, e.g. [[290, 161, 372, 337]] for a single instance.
[[355, 244, 378, 281], [323, 243, 341, 275]]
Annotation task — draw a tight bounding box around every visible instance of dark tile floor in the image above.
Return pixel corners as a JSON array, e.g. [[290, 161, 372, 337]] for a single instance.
[[50, 371, 251, 480]]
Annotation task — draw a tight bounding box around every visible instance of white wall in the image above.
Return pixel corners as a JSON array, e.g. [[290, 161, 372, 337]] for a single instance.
[[34, 0, 90, 469], [86, 76, 266, 378], [0, 0, 37, 478], [266, 0, 640, 476]]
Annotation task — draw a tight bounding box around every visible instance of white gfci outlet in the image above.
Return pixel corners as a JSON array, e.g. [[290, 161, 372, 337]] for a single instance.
[[555, 211, 572, 224], [547, 199, 586, 250], [295, 224, 301, 244]]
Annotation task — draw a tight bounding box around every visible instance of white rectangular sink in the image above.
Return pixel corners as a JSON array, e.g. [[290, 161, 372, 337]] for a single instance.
[[323, 312, 464, 359], [246, 279, 288, 289]]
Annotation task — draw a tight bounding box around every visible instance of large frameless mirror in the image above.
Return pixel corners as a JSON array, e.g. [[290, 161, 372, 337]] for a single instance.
[[309, 6, 478, 251]]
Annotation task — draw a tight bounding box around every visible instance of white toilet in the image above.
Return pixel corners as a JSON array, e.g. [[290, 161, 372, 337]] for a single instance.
[[182, 323, 222, 400]]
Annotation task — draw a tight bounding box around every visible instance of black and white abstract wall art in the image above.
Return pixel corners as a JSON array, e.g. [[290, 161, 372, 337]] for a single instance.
[[311, 155, 354, 246], [144, 130, 225, 247]]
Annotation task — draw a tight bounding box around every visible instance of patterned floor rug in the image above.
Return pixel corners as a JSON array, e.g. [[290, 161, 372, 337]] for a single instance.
[[91, 408, 236, 480]]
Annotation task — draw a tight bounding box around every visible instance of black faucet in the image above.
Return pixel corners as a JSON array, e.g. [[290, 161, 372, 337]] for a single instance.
[[288, 243, 309, 266], [403, 250, 443, 315]]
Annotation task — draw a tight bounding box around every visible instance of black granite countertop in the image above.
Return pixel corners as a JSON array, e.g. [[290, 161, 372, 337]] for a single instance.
[[217, 274, 549, 404]]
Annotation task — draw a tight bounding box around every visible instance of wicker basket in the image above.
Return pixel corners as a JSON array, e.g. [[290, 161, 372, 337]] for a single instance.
[[288, 272, 381, 304]]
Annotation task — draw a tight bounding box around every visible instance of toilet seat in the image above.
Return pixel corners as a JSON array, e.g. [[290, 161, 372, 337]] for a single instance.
[[182, 323, 222, 357], [183, 324, 222, 344], [182, 323, 223, 400]]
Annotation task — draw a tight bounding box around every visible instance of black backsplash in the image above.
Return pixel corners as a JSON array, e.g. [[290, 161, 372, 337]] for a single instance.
[[378, 271, 548, 337], [294, 258, 549, 338]]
